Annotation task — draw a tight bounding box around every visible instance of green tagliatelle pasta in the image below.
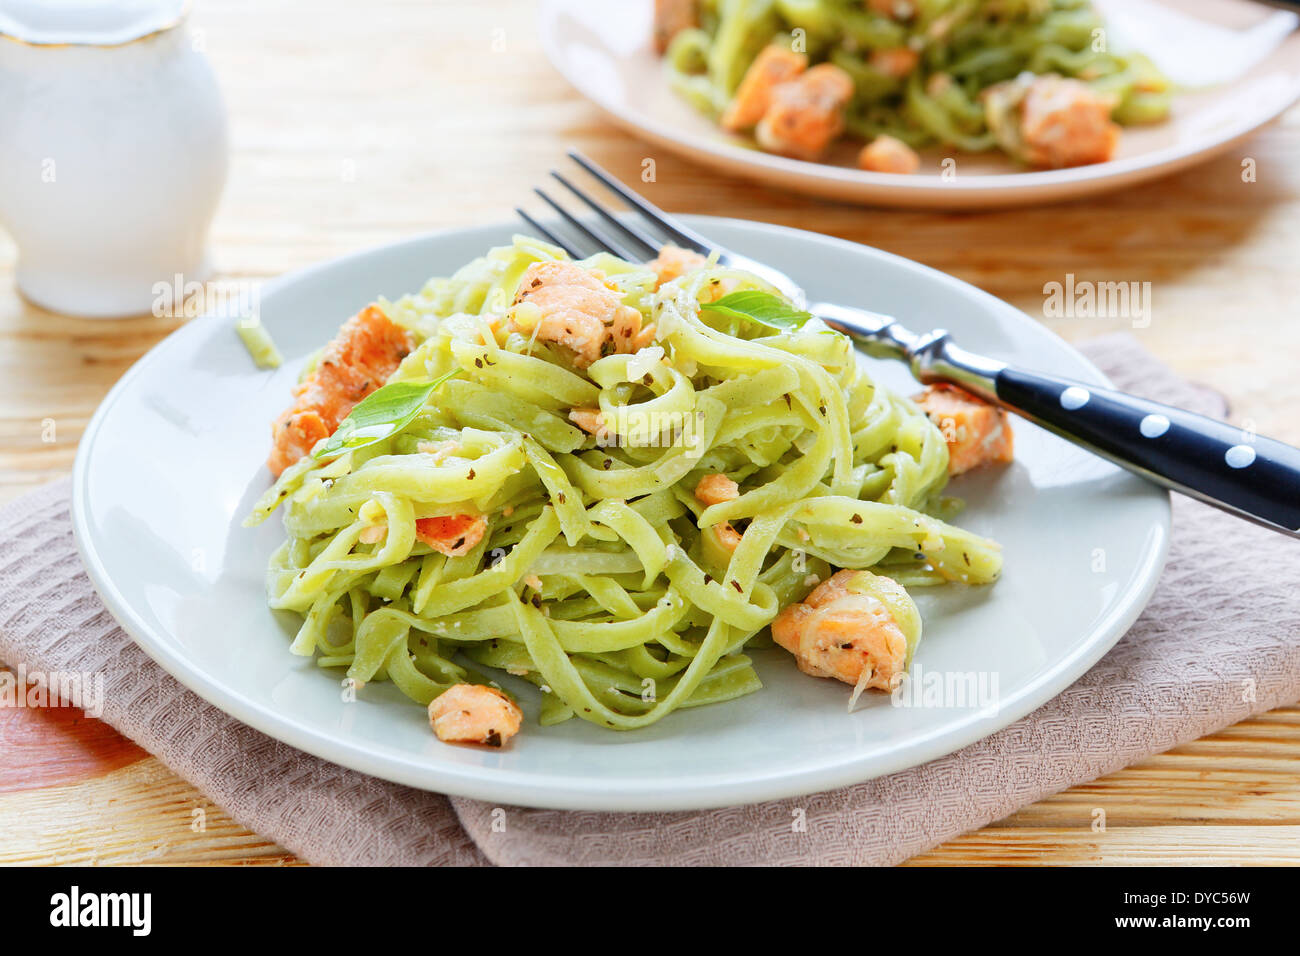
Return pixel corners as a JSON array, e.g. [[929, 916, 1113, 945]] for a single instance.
[[246, 235, 1002, 731], [665, 0, 1172, 160], [235, 315, 283, 369]]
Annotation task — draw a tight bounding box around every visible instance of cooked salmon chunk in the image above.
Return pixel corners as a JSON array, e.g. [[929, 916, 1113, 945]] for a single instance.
[[568, 407, 606, 436], [869, 47, 919, 79], [858, 134, 920, 174], [1020, 75, 1119, 168], [720, 44, 808, 131], [694, 474, 742, 554], [694, 472, 739, 506], [646, 244, 709, 289], [771, 570, 910, 693], [986, 73, 1119, 169], [268, 305, 414, 476], [511, 261, 652, 367], [415, 513, 487, 557], [428, 683, 522, 747], [868, 0, 915, 18], [709, 521, 743, 553], [913, 384, 1014, 476], [755, 63, 855, 161], [653, 0, 698, 54]]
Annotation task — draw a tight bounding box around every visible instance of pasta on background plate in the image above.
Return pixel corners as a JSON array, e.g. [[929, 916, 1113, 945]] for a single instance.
[[657, 0, 1172, 171]]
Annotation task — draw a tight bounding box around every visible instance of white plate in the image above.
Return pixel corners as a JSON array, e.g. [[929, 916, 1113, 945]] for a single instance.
[[72, 217, 1169, 811], [538, 0, 1300, 209]]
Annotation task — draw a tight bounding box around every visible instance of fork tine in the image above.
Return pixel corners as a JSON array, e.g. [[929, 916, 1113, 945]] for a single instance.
[[549, 170, 660, 260], [515, 207, 583, 259], [532, 187, 638, 262], [567, 150, 715, 256]]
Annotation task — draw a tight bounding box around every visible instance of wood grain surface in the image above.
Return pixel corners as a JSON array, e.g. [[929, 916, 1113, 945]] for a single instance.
[[1, 0, 1298, 866]]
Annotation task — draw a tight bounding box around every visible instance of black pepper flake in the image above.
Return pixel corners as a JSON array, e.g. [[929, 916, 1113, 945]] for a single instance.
[[818, 403, 827, 416], [531, 594, 542, 608], [783, 393, 792, 408], [703, 573, 713, 585], [557, 492, 566, 504], [474, 357, 483, 368], [642, 373, 653, 386], [731, 580, 743, 593], [452, 537, 465, 549], [602, 458, 612, 470], [963, 552, 971, 566], [840, 643, 853, 650], [467, 468, 476, 480], [485, 730, 502, 748], [850, 513, 863, 524]]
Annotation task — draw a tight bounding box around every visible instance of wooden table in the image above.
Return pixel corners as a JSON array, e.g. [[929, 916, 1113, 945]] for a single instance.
[[2, 0, 1298, 866]]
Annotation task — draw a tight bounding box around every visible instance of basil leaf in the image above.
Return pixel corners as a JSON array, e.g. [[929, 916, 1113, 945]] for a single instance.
[[700, 290, 812, 331], [312, 368, 458, 460]]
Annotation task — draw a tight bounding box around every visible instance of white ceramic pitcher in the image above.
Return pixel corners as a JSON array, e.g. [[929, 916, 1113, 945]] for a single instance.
[[0, 0, 228, 317]]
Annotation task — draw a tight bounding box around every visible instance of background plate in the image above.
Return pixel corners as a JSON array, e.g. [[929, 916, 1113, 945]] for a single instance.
[[72, 217, 1169, 811], [538, 0, 1300, 209]]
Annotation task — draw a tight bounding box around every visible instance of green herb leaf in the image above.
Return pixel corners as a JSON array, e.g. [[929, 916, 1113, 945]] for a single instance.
[[700, 290, 812, 331], [312, 368, 458, 461]]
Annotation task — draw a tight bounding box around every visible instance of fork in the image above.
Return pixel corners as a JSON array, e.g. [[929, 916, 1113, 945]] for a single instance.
[[518, 151, 1300, 540]]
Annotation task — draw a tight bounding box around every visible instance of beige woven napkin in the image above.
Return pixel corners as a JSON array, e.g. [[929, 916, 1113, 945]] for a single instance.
[[2, 334, 1298, 866]]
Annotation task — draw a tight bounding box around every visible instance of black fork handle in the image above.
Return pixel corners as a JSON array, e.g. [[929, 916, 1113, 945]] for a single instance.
[[993, 366, 1300, 535], [819, 308, 1300, 539]]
